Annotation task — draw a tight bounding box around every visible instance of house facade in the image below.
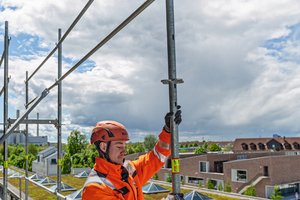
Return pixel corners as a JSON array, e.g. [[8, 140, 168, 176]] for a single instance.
[[32, 147, 66, 176], [125, 151, 300, 198]]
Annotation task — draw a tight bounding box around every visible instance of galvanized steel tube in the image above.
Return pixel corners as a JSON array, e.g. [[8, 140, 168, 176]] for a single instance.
[[3, 20, 9, 200], [165, 0, 181, 194], [26, 0, 94, 82], [25, 71, 29, 200], [57, 28, 62, 200], [48, 0, 155, 91]]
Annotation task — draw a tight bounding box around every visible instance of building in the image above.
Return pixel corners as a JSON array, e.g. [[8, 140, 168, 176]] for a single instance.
[[0, 132, 48, 145], [125, 148, 300, 198], [233, 136, 300, 152], [32, 147, 66, 176]]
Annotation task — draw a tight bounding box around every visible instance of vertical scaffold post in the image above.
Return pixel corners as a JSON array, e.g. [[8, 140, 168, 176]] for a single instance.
[[165, 0, 182, 196], [37, 112, 39, 136], [57, 28, 62, 200], [3, 20, 9, 200], [25, 71, 29, 200]]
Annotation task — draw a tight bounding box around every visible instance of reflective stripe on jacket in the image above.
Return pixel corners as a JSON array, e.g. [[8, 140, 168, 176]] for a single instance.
[[82, 128, 171, 200]]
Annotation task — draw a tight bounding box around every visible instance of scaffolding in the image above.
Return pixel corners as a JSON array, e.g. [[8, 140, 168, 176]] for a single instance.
[[0, 0, 183, 199]]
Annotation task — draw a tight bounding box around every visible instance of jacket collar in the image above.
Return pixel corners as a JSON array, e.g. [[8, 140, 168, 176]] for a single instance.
[[94, 157, 123, 177]]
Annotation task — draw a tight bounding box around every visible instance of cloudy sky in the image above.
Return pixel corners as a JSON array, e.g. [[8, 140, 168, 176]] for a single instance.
[[1, 0, 300, 144]]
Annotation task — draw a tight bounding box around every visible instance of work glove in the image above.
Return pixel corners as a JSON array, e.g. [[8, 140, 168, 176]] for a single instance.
[[164, 106, 182, 133]]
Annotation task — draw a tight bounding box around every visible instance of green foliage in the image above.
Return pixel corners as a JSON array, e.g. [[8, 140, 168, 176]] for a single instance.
[[209, 143, 222, 152], [224, 179, 232, 192], [198, 181, 202, 188], [62, 153, 72, 174], [203, 142, 208, 149], [153, 173, 159, 180], [217, 182, 223, 191], [125, 142, 145, 155], [193, 142, 198, 147], [270, 185, 283, 200], [144, 134, 158, 152], [28, 143, 38, 155], [188, 143, 193, 147], [179, 144, 183, 148], [223, 144, 233, 152], [194, 147, 207, 154], [181, 179, 184, 185], [244, 182, 258, 196], [166, 171, 172, 183], [67, 130, 88, 156], [179, 149, 188, 153], [184, 143, 188, 148], [206, 178, 215, 189]]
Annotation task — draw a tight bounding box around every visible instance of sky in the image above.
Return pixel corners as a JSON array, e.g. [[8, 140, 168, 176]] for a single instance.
[[1, 0, 300, 144]]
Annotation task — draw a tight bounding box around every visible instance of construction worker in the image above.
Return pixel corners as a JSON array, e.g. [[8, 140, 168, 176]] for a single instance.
[[82, 110, 182, 199]]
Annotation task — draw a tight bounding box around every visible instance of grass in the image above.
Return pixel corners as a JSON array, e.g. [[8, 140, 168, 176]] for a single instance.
[[144, 184, 243, 200], [1, 169, 243, 200]]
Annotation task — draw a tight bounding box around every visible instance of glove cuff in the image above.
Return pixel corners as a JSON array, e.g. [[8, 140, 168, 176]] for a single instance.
[[164, 125, 170, 133]]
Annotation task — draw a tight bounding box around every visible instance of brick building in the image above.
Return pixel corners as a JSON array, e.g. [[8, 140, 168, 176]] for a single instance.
[[125, 150, 300, 198]]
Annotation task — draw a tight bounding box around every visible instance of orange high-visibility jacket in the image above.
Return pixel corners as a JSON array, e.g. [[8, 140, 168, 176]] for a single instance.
[[81, 129, 171, 200]]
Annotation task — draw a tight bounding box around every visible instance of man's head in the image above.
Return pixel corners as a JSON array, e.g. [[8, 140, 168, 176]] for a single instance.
[[90, 121, 129, 165]]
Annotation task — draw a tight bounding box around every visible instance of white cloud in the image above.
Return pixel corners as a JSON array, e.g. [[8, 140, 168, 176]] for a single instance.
[[2, 0, 300, 143]]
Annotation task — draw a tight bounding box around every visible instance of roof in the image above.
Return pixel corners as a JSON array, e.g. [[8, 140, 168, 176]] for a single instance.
[[49, 182, 77, 192], [66, 189, 83, 200], [38, 147, 57, 155], [9, 171, 23, 177], [36, 177, 57, 185], [142, 183, 170, 194], [233, 137, 300, 151], [75, 171, 89, 178], [29, 174, 44, 181], [184, 190, 214, 200]]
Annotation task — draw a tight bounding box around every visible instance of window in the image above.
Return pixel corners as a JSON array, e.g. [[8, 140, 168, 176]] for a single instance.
[[231, 169, 247, 182], [187, 176, 204, 185], [284, 143, 291, 149], [199, 161, 209, 172], [293, 142, 299, 149], [241, 143, 248, 150], [237, 155, 247, 160], [258, 143, 265, 150], [250, 143, 256, 150], [51, 159, 57, 164], [37, 156, 40, 162]]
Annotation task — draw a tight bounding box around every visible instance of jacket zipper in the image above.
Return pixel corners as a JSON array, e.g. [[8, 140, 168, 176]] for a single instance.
[[125, 179, 137, 200]]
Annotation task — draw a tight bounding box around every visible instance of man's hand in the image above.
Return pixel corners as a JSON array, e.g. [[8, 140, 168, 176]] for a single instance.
[[164, 106, 182, 133]]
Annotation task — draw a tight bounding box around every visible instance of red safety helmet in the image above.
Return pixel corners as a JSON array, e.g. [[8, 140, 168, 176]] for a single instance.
[[90, 120, 130, 144]]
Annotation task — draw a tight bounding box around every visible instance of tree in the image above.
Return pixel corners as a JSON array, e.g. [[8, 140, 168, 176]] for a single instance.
[[179, 149, 188, 153], [209, 143, 222, 152], [166, 171, 172, 183], [203, 142, 208, 149], [153, 173, 159, 180], [184, 143, 188, 148], [193, 142, 198, 147], [194, 147, 207, 154], [224, 179, 232, 192], [206, 178, 215, 189], [223, 144, 233, 152], [67, 130, 88, 156], [28, 143, 38, 155], [144, 134, 157, 152], [62, 153, 72, 174], [217, 182, 223, 191], [179, 144, 183, 148], [244, 182, 257, 196], [270, 185, 283, 200], [198, 181, 202, 188]]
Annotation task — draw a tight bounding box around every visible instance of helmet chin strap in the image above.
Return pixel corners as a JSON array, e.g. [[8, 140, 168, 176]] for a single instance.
[[99, 141, 123, 165]]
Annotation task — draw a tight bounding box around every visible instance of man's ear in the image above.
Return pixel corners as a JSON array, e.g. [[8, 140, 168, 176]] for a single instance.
[[100, 142, 107, 153]]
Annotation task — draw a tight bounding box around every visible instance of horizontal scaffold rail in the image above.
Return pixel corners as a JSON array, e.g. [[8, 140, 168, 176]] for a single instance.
[[8, 118, 58, 125], [26, 0, 94, 83], [0, 89, 49, 146]]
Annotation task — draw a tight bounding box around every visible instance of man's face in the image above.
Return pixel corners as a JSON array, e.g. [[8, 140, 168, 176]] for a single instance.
[[106, 140, 127, 165]]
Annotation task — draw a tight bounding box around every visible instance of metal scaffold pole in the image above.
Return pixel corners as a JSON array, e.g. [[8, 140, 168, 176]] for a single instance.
[[163, 0, 183, 198], [3, 20, 9, 200], [25, 71, 29, 200], [57, 28, 62, 200]]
